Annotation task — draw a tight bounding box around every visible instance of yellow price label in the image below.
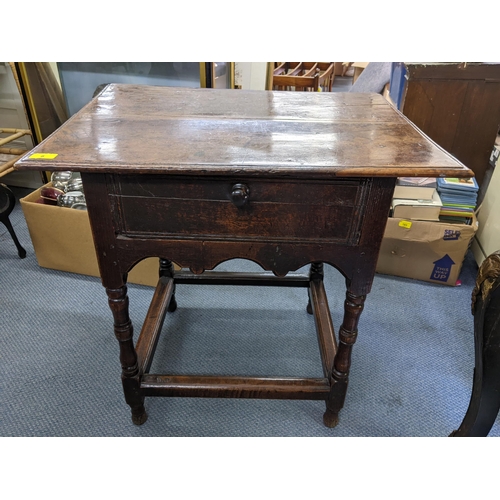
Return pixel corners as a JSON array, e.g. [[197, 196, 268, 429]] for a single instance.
[[29, 153, 58, 159], [399, 220, 412, 229]]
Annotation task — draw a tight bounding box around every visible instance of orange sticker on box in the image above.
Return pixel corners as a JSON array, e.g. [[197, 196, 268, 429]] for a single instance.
[[29, 153, 58, 159], [399, 220, 412, 229]]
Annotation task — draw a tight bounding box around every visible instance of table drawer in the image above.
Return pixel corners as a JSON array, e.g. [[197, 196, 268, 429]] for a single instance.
[[111, 175, 370, 244]]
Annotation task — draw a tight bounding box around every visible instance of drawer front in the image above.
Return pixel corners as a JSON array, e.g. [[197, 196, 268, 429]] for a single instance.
[[111, 175, 370, 244]]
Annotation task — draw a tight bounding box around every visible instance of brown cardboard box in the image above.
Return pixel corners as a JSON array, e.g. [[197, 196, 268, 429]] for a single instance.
[[352, 62, 369, 83], [20, 184, 161, 286], [376, 215, 478, 286], [334, 62, 344, 76]]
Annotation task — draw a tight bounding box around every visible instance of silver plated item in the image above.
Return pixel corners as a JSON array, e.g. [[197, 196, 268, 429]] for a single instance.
[[65, 178, 84, 193], [71, 202, 87, 211], [57, 190, 86, 208], [51, 171, 73, 190]]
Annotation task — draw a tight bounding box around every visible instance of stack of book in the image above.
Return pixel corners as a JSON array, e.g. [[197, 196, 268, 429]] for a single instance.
[[436, 177, 478, 224], [396, 177, 437, 189], [391, 178, 442, 221]]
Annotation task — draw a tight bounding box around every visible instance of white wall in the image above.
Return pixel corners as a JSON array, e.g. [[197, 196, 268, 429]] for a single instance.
[[48, 62, 61, 88], [0, 62, 41, 188], [234, 63, 269, 90]]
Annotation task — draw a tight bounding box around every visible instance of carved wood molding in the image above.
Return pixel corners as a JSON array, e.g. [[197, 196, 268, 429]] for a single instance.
[[472, 250, 500, 314]]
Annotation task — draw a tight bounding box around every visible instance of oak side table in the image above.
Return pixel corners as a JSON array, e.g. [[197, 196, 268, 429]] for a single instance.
[[15, 84, 472, 428]]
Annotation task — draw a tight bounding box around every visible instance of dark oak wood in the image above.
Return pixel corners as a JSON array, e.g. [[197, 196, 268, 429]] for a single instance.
[[106, 285, 147, 425], [451, 250, 500, 437], [309, 278, 337, 379], [174, 270, 310, 287], [324, 291, 365, 428], [14, 85, 473, 430], [135, 276, 174, 374], [400, 63, 500, 187], [112, 176, 367, 244], [141, 374, 331, 399], [16, 85, 471, 178], [159, 258, 177, 312]]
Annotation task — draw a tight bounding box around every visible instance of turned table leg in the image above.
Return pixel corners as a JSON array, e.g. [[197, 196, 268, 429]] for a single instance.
[[307, 262, 324, 314], [160, 258, 177, 312], [324, 290, 366, 428], [106, 286, 148, 425]]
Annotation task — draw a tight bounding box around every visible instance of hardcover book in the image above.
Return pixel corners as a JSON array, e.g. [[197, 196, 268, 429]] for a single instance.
[[391, 189, 442, 221], [397, 177, 437, 188], [393, 184, 436, 200]]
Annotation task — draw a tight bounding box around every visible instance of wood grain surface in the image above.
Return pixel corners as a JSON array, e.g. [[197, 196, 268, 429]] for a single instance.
[[15, 84, 473, 179]]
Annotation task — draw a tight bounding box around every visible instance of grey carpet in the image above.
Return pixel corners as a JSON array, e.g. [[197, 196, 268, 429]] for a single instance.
[[349, 62, 392, 94], [1, 187, 498, 437]]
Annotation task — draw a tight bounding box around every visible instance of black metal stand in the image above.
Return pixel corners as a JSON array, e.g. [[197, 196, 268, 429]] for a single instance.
[[0, 183, 26, 259]]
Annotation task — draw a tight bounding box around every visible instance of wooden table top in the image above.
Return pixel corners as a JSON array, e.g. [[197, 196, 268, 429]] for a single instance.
[[15, 84, 473, 179]]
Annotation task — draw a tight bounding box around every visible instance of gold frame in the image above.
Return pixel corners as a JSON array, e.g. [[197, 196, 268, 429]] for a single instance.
[[199, 62, 208, 88], [200, 63, 235, 89], [14, 63, 44, 144], [11, 62, 50, 182], [266, 62, 274, 90], [229, 62, 235, 89]]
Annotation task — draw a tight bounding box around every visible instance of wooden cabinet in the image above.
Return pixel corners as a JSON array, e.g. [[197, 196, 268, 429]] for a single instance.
[[391, 63, 500, 187]]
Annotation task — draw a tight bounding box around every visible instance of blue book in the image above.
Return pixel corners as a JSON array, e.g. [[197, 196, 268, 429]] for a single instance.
[[437, 177, 479, 192]]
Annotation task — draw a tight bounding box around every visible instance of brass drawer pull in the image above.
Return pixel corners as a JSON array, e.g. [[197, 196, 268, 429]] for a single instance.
[[231, 183, 250, 207]]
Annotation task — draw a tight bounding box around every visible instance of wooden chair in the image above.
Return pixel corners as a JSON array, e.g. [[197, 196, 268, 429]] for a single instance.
[[0, 127, 31, 178], [451, 250, 500, 436], [272, 62, 335, 92]]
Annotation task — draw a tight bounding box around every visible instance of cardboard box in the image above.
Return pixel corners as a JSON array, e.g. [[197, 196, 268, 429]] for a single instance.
[[376, 215, 478, 286], [352, 62, 369, 83], [382, 82, 391, 102], [334, 62, 344, 76], [20, 184, 161, 286]]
